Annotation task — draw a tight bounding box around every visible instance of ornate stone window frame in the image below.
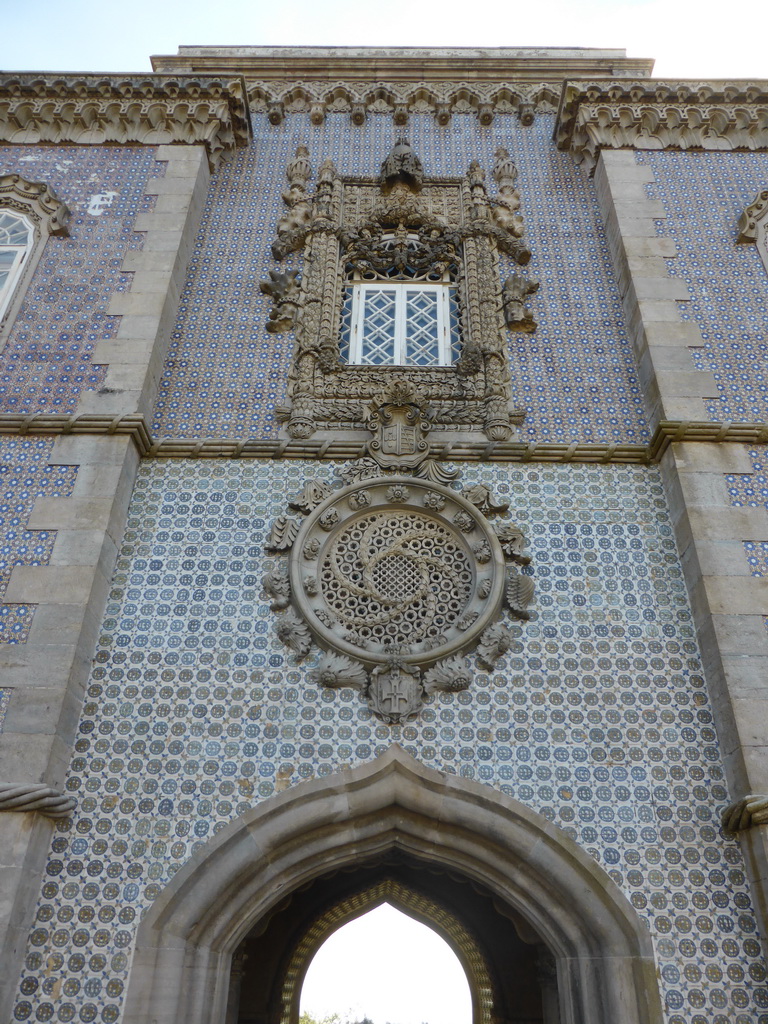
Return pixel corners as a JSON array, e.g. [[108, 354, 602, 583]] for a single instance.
[[0, 174, 70, 346], [262, 142, 538, 442], [738, 187, 768, 274]]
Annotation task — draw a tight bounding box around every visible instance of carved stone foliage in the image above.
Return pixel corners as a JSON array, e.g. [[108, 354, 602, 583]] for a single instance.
[[263, 428, 534, 723], [269, 140, 535, 443], [0, 75, 251, 165], [738, 187, 768, 275], [555, 81, 768, 173]]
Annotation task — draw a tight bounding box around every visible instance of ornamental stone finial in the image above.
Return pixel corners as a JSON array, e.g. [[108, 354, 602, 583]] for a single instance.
[[379, 137, 424, 193]]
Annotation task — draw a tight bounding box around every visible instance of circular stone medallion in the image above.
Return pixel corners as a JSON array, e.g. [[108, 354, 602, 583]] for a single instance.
[[291, 476, 504, 667]]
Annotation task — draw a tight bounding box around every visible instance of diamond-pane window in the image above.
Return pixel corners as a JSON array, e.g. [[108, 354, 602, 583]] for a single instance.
[[0, 211, 32, 324], [344, 282, 456, 366]]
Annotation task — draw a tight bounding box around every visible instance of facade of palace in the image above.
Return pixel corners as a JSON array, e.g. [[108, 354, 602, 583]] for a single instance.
[[1, 45, 768, 1024]]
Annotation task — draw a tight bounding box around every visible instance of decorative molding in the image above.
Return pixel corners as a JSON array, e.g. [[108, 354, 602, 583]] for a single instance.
[[150, 49, 654, 125], [0, 75, 251, 165], [738, 187, 768, 274], [263, 427, 534, 722], [0, 413, 766, 463], [721, 794, 768, 834], [244, 80, 563, 127], [556, 80, 768, 172], [0, 783, 75, 819], [268, 141, 533, 442], [0, 174, 70, 236]]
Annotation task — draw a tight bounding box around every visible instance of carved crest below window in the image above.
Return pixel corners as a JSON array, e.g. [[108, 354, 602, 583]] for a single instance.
[[262, 140, 538, 441]]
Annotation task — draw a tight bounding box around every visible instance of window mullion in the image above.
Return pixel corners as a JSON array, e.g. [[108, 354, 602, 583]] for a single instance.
[[395, 286, 408, 364]]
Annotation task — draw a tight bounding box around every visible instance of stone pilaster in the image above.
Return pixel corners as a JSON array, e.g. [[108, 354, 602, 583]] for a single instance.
[[594, 148, 720, 428], [0, 143, 210, 1018], [80, 144, 210, 419], [596, 146, 768, 941]]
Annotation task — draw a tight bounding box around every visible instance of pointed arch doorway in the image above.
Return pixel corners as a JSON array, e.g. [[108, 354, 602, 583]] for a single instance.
[[123, 747, 662, 1024]]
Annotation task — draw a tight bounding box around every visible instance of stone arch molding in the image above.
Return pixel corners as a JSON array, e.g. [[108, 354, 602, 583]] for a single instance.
[[0, 173, 70, 343], [123, 746, 663, 1024]]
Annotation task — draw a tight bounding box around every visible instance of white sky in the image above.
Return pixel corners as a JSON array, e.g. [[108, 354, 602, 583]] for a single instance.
[[0, 0, 765, 78], [300, 904, 472, 1024]]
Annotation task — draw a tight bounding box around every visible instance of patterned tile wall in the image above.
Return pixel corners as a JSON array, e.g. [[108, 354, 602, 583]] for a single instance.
[[643, 151, 768, 422], [11, 459, 767, 1024], [0, 437, 77, 643], [151, 113, 648, 445], [0, 146, 161, 414]]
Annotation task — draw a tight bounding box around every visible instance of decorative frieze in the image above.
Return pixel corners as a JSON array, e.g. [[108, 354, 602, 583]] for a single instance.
[[556, 80, 768, 172], [0, 75, 251, 164], [246, 80, 560, 126]]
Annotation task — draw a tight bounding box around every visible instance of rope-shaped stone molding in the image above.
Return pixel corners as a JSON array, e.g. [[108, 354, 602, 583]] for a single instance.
[[721, 794, 768, 834], [0, 783, 75, 819]]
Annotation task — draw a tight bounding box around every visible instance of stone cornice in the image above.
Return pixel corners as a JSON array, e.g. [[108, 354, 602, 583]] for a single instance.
[[151, 46, 654, 85], [556, 79, 768, 171], [0, 413, 765, 464], [0, 74, 251, 164]]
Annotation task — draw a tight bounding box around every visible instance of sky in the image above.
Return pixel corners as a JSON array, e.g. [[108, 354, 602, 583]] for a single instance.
[[0, 0, 766, 78], [300, 904, 473, 1024]]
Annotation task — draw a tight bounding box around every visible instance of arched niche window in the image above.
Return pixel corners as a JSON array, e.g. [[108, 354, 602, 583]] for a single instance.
[[300, 903, 472, 1024], [0, 174, 70, 345], [339, 230, 461, 368], [0, 211, 33, 322]]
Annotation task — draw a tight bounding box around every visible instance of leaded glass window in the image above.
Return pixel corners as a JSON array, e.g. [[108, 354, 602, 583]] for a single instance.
[[340, 232, 461, 367], [0, 211, 32, 323]]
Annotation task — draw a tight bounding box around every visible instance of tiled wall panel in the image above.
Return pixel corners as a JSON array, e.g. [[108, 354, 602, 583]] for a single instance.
[[644, 151, 768, 422], [151, 114, 648, 445], [10, 459, 767, 1024], [0, 146, 161, 414], [0, 437, 77, 643]]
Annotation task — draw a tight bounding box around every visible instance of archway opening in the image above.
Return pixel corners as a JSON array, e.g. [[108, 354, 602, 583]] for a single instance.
[[230, 858, 552, 1024], [125, 747, 662, 1024], [300, 903, 472, 1024]]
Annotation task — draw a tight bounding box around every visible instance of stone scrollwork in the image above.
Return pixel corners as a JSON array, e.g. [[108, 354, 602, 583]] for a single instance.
[[267, 139, 534, 443], [264, 446, 535, 722]]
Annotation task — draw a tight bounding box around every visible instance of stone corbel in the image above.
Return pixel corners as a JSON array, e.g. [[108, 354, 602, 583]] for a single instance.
[[0, 783, 75, 819], [0, 74, 251, 166], [721, 794, 768, 833]]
